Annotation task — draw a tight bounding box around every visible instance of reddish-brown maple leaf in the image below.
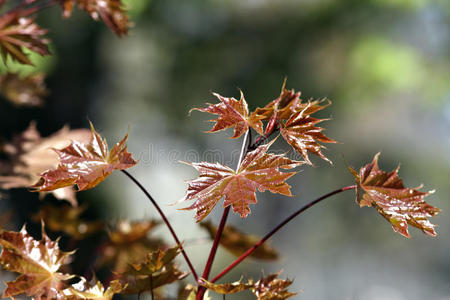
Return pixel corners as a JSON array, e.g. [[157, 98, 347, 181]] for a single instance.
[[250, 80, 304, 134], [59, 0, 130, 36], [191, 91, 264, 138], [348, 153, 440, 238], [181, 140, 303, 221], [0, 122, 91, 205], [0, 13, 50, 65], [0, 224, 74, 299], [0, 72, 48, 107], [32, 122, 137, 192], [279, 100, 336, 165], [199, 271, 297, 299]]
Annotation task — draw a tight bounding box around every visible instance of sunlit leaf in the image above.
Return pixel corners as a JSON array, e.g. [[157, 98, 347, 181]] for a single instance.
[[32, 204, 104, 240], [32, 122, 137, 192], [200, 220, 278, 260], [60, 0, 130, 36], [181, 140, 303, 221], [279, 99, 336, 165], [0, 13, 50, 65], [0, 224, 74, 299], [95, 219, 162, 272], [63, 277, 124, 300], [0, 72, 48, 107], [251, 271, 297, 300], [199, 278, 253, 295], [0, 122, 91, 205], [348, 153, 440, 237], [191, 91, 264, 138]]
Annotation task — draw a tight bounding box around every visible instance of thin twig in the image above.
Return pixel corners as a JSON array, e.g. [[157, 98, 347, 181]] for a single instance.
[[121, 170, 199, 281], [210, 185, 357, 283]]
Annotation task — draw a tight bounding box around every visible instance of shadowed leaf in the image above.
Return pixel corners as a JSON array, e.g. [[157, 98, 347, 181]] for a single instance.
[[200, 220, 278, 260], [0, 122, 91, 205], [191, 91, 264, 138], [199, 278, 253, 295], [180, 140, 303, 221], [63, 278, 125, 300], [348, 153, 440, 237], [0, 224, 74, 299], [32, 122, 137, 192], [0, 72, 48, 107]]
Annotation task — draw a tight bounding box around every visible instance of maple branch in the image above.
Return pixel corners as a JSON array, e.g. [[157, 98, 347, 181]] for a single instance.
[[121, 170, 199, 281], [210, 184, 357, 283], [248, 125, 279, 151], [197, 130, 251, 300]]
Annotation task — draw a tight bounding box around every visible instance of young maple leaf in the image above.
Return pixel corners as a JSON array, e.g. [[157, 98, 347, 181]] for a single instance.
[[199, 271, 297, 299], [200, 220, 278, 260], [60, 0, 130, 36], [63, 277, 125, 300], [0, 224, 74, 299], [348, 153, 440, 238], [95, 219, 163, 272], [251, 271, 298, 300], [0, 72, 48, 107], [116, 246, 188, 294], [0, 13, 50, 65], [32, 122, 137, 192], [191, 91, 264, 138], [279, 100, 336, 165], [181, 140, 303, 221]]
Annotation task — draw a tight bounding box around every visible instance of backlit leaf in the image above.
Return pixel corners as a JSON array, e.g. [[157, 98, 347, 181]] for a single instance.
[[0, 224, 74, 299], [32, 122, 137, 192], [181, 140, 303, 221], [251, 271, 297, 300], [0, 13, 50, 65], [200, 220, 278, 260], [348, 153, 440, 237], [63, 277, 124, 300], [199, 278, 253, 295], [0, 122, 91, 205], [60, 0, 130, 36], [191, 91, 264, 138], [0, 72, 48, 107], [279, 100, 336, 165]]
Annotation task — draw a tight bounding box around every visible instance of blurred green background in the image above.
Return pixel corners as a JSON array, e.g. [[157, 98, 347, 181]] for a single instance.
[[0, 0, 449, 299]]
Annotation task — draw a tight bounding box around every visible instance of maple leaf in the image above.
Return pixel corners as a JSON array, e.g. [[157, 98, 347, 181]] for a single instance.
[[116, 246, 188, 294], [199, 271, 297, 299], [200, 220, 278, 260], [279, 99, 336, 165], [251, 272, 297, 300], [250, 79, 304, 134], [191, 91, 264, 138], [63, 277, 125, 300], [0, 224, 74, 299], [0, 72, 48, 107], [181, 140, 303, 221], [0, 13, 50, 65], [95, 219, 163, 272], [32, 204, 104, 240], [348, 153, 440, 238], [59, 0, 130, 36], [0, 122, 91, 205], [32, 122, 137, 192]]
